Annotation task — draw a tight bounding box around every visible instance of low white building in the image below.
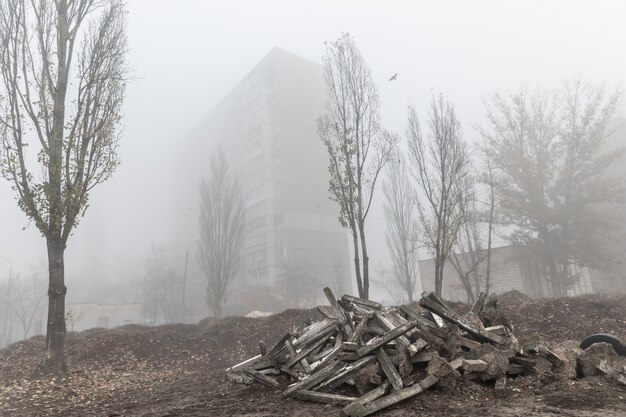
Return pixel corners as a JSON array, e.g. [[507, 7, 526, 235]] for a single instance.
[[35, 303, 143, 334]]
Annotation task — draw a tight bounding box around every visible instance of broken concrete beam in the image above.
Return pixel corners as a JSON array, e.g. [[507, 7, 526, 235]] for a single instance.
[[597, 360, 626, 386], [341, 374, 439, 417], [369, 373, 383, 385], [311, 346, 335, 363], [471, 292, 487, 315], [426, 356, 454, 378], [293, 318, 338, 349], [407, 338, 428, 357], [373, 311, 412, 349], [413, 329, 447, 352], [337, 352, 360, 361], [324, 287, 354, 338], [287, 332, 332, 367], [534, 345, 565, 367], [399, 305, 443, 334], [341, 341, 360, 352], [420, 294, 503, 345], [283, 361, 343, 397], [348, 313, 371, 344], [485, 325, 508, 336], [296, 390, 357, 405], [317, 355, 377, 391], [386, 310, 419, 339], [356, 320, 418, 358], [266, 333, 291, 357], [410, 350, 440, 363], [334, 332, 344, 349], [340, 382, 391, 417], [225, 354, 263, 373], [577, 342, 619, 377], [459, 336, 482, 351], [317, 305, 337, 320], [354, 363, 382, 395], [509, 356, 538, 369], [243, 368, 280, 388], [494, 375, 507, 397], [363, 325, 386, 337], [280, 365, 299, 378], [311, 346, 341, 372], [506, 363, 526, 375], [226, 372, 253, 385], [341, 294, 383, 311], [285, 339, 298, 362], [375, 348, 403, 391], [461, 359, 489, 373], [476, 344, 509, 380], [449, 357, 464, 371]]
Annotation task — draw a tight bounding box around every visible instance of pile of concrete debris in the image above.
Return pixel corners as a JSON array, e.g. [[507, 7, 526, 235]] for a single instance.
[[225, 288, 624, 417]]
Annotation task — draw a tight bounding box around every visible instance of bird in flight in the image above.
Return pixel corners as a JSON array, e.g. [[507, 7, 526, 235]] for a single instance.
[[388, 73, 398, 81]]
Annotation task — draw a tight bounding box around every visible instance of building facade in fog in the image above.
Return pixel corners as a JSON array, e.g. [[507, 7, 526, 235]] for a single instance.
[[176, 48, 351, 313], [419, 245, 594, 302]]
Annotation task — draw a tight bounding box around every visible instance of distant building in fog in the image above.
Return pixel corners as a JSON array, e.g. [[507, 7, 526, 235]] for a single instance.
[[175, 48, 351, 313], [35, 303, 143, 334], [419, 245, 594, 302]]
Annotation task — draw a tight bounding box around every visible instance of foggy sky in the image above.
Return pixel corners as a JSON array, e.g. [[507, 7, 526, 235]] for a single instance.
[[0, 0, 624, 300]]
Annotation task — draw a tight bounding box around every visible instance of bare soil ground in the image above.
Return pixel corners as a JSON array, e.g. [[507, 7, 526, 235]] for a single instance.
[[2, 293, 626, 417]]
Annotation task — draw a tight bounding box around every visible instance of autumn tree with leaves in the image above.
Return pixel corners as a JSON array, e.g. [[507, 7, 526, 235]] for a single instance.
[[318, 33, 397, 300], [0, 0, 128, 373]]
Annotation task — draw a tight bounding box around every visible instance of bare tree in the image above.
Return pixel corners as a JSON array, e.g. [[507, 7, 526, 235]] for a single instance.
[[449, 176, 488, 303], [479, 80, 623, 297], [11, 273, 47, 340], [407, 94, 471, 297], [383, 157, 420, 302], [197, 149, 244, 318], [479, 141, 497, 296], [140, 244, 181, 325], [0, 0, 128, 373], [317, 33, 397, 300]]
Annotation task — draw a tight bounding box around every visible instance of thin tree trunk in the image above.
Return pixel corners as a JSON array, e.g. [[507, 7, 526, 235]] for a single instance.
[[485, 188, 495, 296], [351, 228, 364, 298], [359, 221, 369, 300], [214, 293, 222, 319], [434, 257, 442, 297], [547, 255, 561, 298], [45, 238, 67, 375]]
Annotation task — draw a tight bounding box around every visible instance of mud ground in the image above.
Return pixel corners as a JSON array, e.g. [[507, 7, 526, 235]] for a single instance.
[[1, 292, 626, 417]]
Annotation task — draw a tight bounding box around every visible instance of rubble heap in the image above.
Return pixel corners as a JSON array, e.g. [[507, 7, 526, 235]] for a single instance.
[[224, 288, 603, 417]]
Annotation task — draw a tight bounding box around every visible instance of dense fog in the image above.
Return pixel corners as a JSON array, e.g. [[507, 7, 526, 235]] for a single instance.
[[0, 0, 625, 347]]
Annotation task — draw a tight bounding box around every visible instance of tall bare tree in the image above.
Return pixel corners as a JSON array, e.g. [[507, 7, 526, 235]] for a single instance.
[[317, 33, 397, 300], [407, 95, 471, 297], [140, 244, 181, 325], [479, 80, 623, 297], [0, 0, 128, 373], [197, 149, 244, 318], [449, 176, 487, 303], [383, 157, 420, 302], [479, 141, 497, 296]]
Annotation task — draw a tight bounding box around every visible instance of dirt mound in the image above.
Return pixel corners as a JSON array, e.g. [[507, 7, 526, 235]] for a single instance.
[[1, 293, 626, 417], [497, 289, 532, 306], [502, 293, 626, 343]]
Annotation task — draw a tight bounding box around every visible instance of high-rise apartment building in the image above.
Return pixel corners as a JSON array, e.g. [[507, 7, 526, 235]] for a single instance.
[[176, 48, 351, 311]]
